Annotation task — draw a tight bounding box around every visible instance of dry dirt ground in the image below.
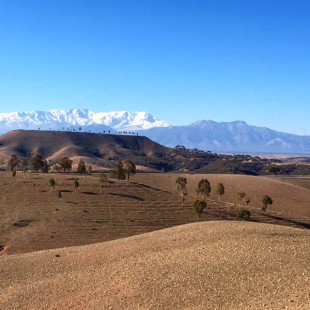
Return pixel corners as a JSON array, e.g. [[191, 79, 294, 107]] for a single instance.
[[0, 172, 309, 255], [132, 173, 310, 222], [0, 221, 309, 309]]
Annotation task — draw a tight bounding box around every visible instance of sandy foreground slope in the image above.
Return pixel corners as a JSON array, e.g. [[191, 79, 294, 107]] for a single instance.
[[0, 221, 309, 310]]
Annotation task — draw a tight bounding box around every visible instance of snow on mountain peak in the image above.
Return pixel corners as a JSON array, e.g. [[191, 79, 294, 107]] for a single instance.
[[0, 109, 170, 132]]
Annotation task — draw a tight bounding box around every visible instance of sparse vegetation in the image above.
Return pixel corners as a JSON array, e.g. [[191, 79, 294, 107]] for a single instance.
[[122, 160, 136, 181], [87, 165, 92, 175], [52, 163, 62, 173], [196, 179, 211, 199], [216, 182, 225, 202], [176, 177, 187, 207], [193, 199, 207, 218], [237, 191, 246, 208], [74, 180, 79, 192], [49, 178, 56, 191], [0, 171, 309, 257], [262, 195, 273, 212], [77, 159, 87, 174], [99, 172, 108, 194], [237, 191, 246, 202], [1, 130, 310, 175], [115, 160, 126, 180], [8, 154, 19, 171], [60, 157, 73, 173], [32, 154, 44, 172], [236, 208, 251, 221]]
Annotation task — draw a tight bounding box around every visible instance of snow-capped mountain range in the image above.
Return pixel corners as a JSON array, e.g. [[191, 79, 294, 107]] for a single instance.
[[0, 109, 310, 153], [0, 109, 170, 132]]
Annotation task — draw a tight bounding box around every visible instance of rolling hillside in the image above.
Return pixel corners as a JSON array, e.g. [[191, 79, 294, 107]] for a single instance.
[[1, 130, 309, 175], [0, 130, 170, 170], [1, 221, 309, 309]]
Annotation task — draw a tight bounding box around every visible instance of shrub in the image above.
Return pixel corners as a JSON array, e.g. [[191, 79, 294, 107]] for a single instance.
[[216, 182, 225, 201], [49, 178, 56, 191], [262, 195, 273, 212], [236, 208, 251, 221], [194, 199, 207, 218], [74, 180, 79, 192]]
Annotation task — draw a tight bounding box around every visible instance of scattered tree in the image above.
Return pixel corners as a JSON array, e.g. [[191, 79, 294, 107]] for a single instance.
[[12, 169, 17, 181], [60, 157, 73, 173], [99, 172, 108, 194], [216, 182, 225, 202], [8, 154, 19, 171], [262, 195, 273, 212], [176, 177, 187, 207], [52, 163, 62, 173], [196, 179, 211, 199], [23, 166, 28, 178], [237, 191, 246, 203], [21, 159, 29, 178], [74, 179, 79, 192], [244, 197, 251, 206], [115, 160, 126, 180], [21, 159, 29, 170], [77, 159, 86, 174], [236, 208, 251, 221], [194, 199, 207, 218], [122, 160, 136, 181], [87, 165, 92, 175], [49, 178, 56, 191], [31, 154, 43, 172], [42, 160, 49, 173]]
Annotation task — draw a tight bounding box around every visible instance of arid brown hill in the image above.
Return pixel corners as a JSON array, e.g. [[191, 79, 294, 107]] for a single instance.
[[1, 130, 308, 174], [0, 130, 171, 170], [0, 221, 309, 309]]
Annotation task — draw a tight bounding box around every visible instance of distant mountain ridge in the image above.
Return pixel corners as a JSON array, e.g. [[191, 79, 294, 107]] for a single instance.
[[0, 109, 309, 153], [141, 120, 310, 153], [0, 109, 170, 132]]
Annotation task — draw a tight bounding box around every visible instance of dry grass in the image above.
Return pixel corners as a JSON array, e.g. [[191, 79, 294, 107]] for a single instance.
[[1, 171, 309, 309], [0, 221, 309, 309], [278, 176, 310, 190], [0, 172, 202, 255], [0, 172, 309, 256], [132, 173, 310, 220]]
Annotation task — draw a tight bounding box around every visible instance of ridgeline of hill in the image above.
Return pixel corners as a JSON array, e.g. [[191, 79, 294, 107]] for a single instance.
[[0, 130, 309, 175]]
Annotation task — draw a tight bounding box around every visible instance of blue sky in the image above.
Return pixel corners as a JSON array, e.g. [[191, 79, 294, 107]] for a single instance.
[[0, 0, 310, 134]]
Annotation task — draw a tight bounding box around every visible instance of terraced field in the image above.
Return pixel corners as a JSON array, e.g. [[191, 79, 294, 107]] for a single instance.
[[1, 171, 309, 255], [0, 172, 216, 254]]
